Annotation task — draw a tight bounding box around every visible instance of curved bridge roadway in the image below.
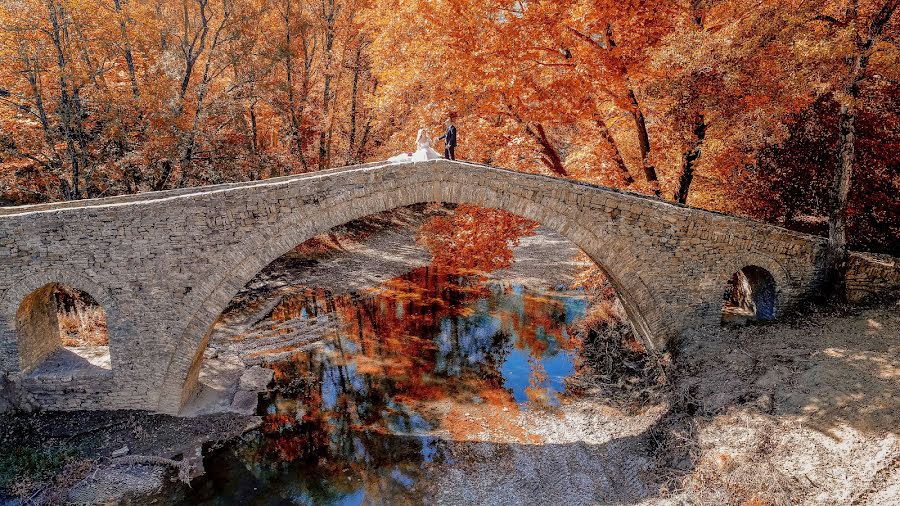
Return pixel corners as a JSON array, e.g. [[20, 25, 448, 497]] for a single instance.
[[0, 160, 826, 414]]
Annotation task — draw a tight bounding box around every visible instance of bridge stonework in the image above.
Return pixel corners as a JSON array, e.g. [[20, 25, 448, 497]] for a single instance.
[[0, 160, 827, 414]]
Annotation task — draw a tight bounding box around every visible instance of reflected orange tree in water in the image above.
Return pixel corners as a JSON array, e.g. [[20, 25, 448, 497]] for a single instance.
[[416, 205, 539, 272], [229, 265, 588, 498]]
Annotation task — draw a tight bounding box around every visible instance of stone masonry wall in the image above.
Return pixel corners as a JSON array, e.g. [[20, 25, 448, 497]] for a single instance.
[[0, 160, 828, 414], [846, 252, 900, 303], [15, 284, 61, 374]]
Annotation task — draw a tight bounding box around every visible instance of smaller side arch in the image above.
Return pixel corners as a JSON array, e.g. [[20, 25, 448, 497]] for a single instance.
[[722, 266, 777, 321], [0, 270, 122, 376], [0, 270, 119, 323], [718, 254, 790, 324], [720, 253, 790, 299]]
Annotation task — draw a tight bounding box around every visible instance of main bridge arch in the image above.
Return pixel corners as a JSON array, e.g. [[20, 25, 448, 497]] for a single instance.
[[157, 165, 668, 413], [0, 160, 827, 415]]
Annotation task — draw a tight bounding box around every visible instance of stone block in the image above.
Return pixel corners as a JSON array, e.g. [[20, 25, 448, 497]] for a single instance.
[[239, 366, 274, 391]]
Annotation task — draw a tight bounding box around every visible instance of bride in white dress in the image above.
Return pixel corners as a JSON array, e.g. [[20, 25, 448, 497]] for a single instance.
[[388, 128, 443, 162]]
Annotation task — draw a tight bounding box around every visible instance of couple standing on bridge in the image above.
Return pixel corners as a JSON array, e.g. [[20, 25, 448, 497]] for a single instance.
[[388, 115, 458, 163]]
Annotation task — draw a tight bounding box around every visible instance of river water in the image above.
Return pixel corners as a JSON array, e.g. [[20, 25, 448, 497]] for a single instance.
[[174, 265, 593, 505]]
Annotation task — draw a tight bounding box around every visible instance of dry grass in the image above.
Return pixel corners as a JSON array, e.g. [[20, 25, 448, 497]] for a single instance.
[[31, 459, 97, 504], [55, 286, 109, 347], [569, 262, 670, 409], [3, 444, 95, 505], [59, 306, 108, 347], [680, 448, 796, 505]]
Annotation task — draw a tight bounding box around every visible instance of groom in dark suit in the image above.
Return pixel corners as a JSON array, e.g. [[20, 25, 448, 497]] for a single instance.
[[438, 116, 457, 160]]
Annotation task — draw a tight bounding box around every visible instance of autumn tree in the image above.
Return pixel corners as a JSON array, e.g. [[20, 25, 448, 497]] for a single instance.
[[0, 0, 381, 199], [819, 0, 898, 294]]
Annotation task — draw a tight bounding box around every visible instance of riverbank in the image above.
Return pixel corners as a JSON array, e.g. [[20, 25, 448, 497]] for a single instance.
[[0, 410, 260, 503], [661, 300, 898, 504]]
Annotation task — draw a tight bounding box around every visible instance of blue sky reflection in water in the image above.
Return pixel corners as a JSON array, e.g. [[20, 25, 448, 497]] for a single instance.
[[178, 266, 589, 505]]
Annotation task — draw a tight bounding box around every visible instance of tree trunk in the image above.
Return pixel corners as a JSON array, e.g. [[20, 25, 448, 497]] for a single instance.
[[296, 4, 315, 172], [569, 25, 661, 196], [46, 0, 81, 199], [178, 4, 229, 188], [284, 0, 309, 172], [824, 0, 897, 297], [71, 89, 94, 197], [825, 103, 855, 295], [19, 48, 58, 160], [318, 0, 337, 171], [674, 115, 706, 204], [357, 118, 372, 162], [154, 160, 174, 191], [177, 0, 211, 102], [528, 123, 567, 177], [346, 40, 363, 165], [504, 102, 567, 177], [249, 101, 258, 156], [113, 0, 140, 98], [628, 89, 661, 196], [595, 119, 634, 186]]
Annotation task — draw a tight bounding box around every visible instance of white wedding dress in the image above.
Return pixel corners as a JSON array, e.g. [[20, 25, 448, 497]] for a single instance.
[[388, 129, 443, 162]]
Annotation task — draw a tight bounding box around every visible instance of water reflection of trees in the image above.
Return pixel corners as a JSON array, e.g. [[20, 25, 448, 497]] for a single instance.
[[220, 266, 586, 503], [417, 205, 539, 272]]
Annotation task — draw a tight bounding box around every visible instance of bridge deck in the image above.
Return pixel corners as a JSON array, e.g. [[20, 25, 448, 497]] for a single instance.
[[0, 161, 389, 217]]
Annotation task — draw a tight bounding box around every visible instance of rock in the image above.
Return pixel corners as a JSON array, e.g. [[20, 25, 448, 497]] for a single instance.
[[243, 416, 263, 432], [239, 366, 274, 391], [675, 457, 693, 471], [754, 365, 790, 389], [67, 465, 165, 504], [230, 390, 260, 415], [704, 391, 737, 414], [184, 445, 207, 480], [111, 446, 130, 458], [754, 394, 774, 413], [0, 376, 38, 413]]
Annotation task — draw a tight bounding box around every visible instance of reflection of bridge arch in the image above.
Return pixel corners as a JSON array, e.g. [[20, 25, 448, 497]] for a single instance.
[[0, 160, 827, 414]]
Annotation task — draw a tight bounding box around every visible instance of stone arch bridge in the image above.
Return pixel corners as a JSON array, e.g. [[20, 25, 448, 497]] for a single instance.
[[0, 160, 827, 414]]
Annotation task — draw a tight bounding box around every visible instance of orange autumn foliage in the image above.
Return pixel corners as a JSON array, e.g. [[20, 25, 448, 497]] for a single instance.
[[0, 0, 896, 252], [416, 205, 538, 272]]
